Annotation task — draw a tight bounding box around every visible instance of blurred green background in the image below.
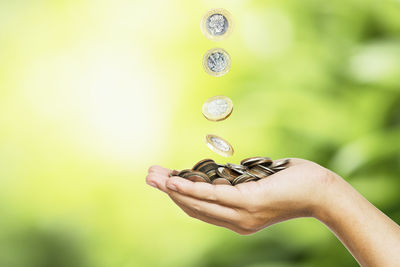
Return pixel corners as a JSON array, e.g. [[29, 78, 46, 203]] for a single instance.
[[0, 0, 400, 266]]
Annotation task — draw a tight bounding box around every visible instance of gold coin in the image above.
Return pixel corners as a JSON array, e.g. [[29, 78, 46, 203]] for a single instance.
[[203, 48, 231, 77], [200, 8, 233, 41], [202, 95, 233, 122], [205, 134, 234, 157]]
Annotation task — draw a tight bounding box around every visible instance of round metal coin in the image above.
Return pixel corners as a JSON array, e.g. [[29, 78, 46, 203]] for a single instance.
[[193, 159, 215, 171], [202, 95, 233, 122], [205, 134, 234, 157], [182, 171, 211, 183], [169, 170, 180, 177], [203, 48, 231, 77], [201, 8, 233, 41], [212, 178, 232, 185]]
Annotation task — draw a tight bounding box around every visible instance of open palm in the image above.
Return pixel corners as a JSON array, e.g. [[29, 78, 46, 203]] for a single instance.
[[146, 158, 335, 235]]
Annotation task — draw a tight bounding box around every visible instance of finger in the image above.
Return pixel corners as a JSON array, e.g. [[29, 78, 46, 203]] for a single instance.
[[146, 172, 171, 192], [169, 197, 249, 235], [166, 176, 246, 207], [148, 165, 172, 176], [167, 189, 241, 223]]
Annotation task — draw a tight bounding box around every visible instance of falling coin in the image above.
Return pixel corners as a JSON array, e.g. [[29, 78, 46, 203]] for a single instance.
[[205, 134, 234, 157], [201, 8, 233, 41], [203, 48, 231, 77], [202, 95, 233, 122]]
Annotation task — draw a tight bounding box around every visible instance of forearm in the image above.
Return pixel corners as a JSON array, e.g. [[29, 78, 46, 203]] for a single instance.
[[315, 174, 400, 267]]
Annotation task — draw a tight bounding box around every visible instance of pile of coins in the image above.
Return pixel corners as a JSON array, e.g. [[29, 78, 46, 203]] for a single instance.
[[200, 8, 235, 157], [170, 157, 290, 186]]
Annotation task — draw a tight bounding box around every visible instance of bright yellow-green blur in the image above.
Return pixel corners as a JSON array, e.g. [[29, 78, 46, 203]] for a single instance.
[[0, 0, 400, 266]]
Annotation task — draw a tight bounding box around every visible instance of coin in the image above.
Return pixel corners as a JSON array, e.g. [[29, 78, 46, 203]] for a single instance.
[[225, 163, 246, 173], [201, 8, 233, 41], [169, 170, 180, 177], [198, 162, 219, 174], [232, 173, 253, 185], [205, 134, 234, 157], [212, 178, 231, 185], [248, 158, 273, 168], [272, 159, 290, 168], [171, 158, 290, 185], [256, 165, 276, 174], [216, 167, 238, 181], [178, 169, 192, 177], [182, 171, 211, 183], [193, 159, 215, 171], [202, 95, 233, 122], [247, 167, 269, 179], [203, 48, 231, 77]]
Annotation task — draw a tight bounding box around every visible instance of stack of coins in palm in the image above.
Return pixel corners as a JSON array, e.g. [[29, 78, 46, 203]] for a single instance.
[[201, 8, 235, 157], [170, 157, 290, 185]]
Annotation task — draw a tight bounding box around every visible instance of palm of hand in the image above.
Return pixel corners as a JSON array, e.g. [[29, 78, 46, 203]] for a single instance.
[[146, 158, 333, 235]]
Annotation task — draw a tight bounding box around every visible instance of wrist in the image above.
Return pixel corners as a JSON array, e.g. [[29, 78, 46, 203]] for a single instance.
[[310, 170, 349, 224]]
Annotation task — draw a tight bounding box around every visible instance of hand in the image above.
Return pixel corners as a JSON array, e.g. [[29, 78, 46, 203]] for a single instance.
[[146, 158, 336, 235]]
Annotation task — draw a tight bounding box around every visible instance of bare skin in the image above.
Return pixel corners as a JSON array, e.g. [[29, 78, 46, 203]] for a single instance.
[[146, 158, 400, 267]]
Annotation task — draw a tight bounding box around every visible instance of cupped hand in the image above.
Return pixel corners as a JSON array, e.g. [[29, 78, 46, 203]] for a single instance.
[[146, 158, 336, 235]]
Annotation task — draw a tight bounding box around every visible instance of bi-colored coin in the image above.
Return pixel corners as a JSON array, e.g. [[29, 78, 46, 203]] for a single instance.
[[202, 95, 233, 122], [203, 48, 231, 77], [205, 134, 234, 157], [201, 8, 233, 41]]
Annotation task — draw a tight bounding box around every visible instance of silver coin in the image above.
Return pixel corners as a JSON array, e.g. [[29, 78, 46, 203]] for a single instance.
[[207, 14, 228, 36], [257, 165, 276, 175], [225, 163, 246, 172], [203, 48, 231, 77], [201, 8, 233, 41], [272, 159, 290, 168], [205, 134, 234, 157], [202, 95, 233, 122]]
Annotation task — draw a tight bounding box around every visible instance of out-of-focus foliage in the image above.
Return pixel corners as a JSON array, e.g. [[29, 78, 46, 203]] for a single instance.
[[0, 0, 399, 266]]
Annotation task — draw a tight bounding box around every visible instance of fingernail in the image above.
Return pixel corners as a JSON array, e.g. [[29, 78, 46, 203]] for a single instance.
[[148, 181, 158, 189], [167, 183, 177, 191]]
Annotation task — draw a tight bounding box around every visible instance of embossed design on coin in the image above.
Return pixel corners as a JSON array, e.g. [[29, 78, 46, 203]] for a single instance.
[[201, 8, 233, 41], [205, 134, 234, 157], [207, 14, 228, 36], [203, 48, 231, 77], [202, 95, 233, 122]]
